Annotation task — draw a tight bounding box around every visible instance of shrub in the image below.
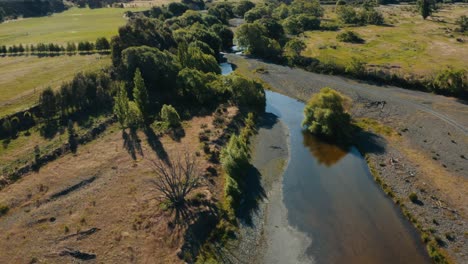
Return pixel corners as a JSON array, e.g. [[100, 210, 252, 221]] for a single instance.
[[456, 15, 467, 32], [160, 104, 181, 128], [345, 57, 367, 77], [0, 203, 9, 216], [302, 87, 352, 142], [337, 31, 364, 43], [127, 101, 144, 129], [432, 68, 467, 96], [234, 0, 255, 17], [409, 192, 418, 203]]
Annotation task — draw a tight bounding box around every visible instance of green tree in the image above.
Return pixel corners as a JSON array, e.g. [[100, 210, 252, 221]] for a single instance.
[[456, 15, 467, 32], [114, 84, 130, 129], [236, 23, 281, 60], [67, 119, 77, 153], [433, 68, 467, 95], [302, 87, 352, 142], [234, 1, 255, 17], [417, 0, 435, 20], [95, 37, 110, 50], [39, 87, 57, 120], [284, 38, 306, 62], [132, 68, 150, 123], [160, 104, 181, 128], [127, 101, 144, 129], [0, 7, 5, 23]]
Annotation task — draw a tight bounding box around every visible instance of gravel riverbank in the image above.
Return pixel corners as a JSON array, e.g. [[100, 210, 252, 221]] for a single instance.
[[228, 54, 467, 263]]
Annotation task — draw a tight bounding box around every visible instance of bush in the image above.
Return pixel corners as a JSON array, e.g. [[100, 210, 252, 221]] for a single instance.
[[337, 6, 384, 25], [432, 68, 467, 96], [0, 203, 8, 216], [345, 57, 367, 76], [337, 31, 364, 43], [302, 87, 352, 142], [127, 101, 144, 129], [456, 15, 467, 32], [234, 0, 255, 17], [160, 104, 181, 128], [409, 192, 418, 203]]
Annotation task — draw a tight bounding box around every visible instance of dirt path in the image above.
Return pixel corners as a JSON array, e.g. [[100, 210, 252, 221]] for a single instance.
[[227, 54, 468, 263]]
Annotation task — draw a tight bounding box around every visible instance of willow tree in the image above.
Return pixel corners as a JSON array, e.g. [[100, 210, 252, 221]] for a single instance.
[[302, 87, 352, 142]]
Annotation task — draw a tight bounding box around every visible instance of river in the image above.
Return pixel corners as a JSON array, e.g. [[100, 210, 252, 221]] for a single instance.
[[220, 60, 429, 263]]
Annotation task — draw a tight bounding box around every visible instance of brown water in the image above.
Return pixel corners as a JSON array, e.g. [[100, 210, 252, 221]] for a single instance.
[[265, 91, 430, 264]]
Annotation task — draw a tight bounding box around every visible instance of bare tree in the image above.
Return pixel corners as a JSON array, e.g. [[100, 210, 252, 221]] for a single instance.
[[150, 152, 201, 207]]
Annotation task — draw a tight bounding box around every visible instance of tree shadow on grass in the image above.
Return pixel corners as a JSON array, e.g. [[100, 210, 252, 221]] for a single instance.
[[122, 129, 143, 160], [143, 126, 169, 163], [40, 120, 59, 139]]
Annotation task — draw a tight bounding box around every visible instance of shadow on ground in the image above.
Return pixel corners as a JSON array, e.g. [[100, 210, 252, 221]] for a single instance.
[[144, 127, 169, 163], [122, 129, 143, 160]]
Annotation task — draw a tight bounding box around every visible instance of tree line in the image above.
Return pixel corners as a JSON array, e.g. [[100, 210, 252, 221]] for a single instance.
[[17, 0, 265, 141], [0, 38, 111, 56]]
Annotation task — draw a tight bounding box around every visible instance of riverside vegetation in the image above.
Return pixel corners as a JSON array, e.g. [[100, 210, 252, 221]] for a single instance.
[[0, 1, 270, 262]]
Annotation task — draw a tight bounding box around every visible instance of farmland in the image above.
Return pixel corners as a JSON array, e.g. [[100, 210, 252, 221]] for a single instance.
[[303, 4, 468, 78], [0, 7, 147, 46], [0, 55, 110, 117]]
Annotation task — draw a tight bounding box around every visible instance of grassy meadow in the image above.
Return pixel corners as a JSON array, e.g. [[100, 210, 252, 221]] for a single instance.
[[0, 55, 110, 117], [303, 4, 468, 77], [0, 7, 148, 46]]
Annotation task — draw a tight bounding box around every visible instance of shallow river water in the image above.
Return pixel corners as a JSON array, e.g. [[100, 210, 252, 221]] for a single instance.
[[265, 91, 430, 264], [220, 60, 429, 263]]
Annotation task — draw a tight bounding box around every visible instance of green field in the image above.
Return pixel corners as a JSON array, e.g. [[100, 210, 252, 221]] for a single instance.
[[303, 4, 468, 77], [0, 55, 110, 117], [0, 7, 147, 46]]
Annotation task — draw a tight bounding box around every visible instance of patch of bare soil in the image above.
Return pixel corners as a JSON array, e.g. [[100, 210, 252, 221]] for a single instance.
[[227, 54, 468, 263], [0, 106, 238, 263]]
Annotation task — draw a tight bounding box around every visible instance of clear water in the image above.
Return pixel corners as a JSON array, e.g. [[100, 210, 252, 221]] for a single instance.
[[265, 91, 430, 264]]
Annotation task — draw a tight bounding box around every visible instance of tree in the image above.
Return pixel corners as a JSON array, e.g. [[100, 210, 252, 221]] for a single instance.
[[456, 15, 467, 33], [432, 68, 467, 96], [39, 87, 57, 120], [417, 0, 435, 20], [114, 84, 130, 129], [234, 1, 255, 17], [284, 38, 306, 63], [236, 23, 281, 60], [302, 87, 352, 142], [160, 104, 181, 128], [67, 119, 77, 153], [95, 37, 110, 50], [168, 2, 189, 16], [132, 68, 150, 123], [149, 152, 201, 208], [0, 7, 5, 23], [127, 101, 144, 129]]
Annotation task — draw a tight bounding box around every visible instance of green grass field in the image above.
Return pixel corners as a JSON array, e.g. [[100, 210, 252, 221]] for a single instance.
[[0, 55, 110, 117], [0, 7, 148, 46], [303, 4, 468, 77]]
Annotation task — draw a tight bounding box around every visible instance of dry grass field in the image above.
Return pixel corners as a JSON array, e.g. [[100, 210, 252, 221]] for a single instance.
[[0, 55, 110, 117], [303, 4, 468, 78]]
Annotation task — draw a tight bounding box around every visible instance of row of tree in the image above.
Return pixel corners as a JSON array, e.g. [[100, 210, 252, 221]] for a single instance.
[[0, 38, 110, 55], [0, 0, 66, 21]]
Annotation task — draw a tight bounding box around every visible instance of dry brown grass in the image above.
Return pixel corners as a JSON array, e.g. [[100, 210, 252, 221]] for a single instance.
[[0, 107, 238, 263]]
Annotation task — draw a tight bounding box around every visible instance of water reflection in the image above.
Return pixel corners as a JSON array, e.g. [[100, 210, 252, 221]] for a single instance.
[[264, 90, 430, 264], [302, 131, 348, 167]]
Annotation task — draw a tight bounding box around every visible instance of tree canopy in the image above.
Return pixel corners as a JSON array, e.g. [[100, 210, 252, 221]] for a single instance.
[[302, 87, 352, 142]]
